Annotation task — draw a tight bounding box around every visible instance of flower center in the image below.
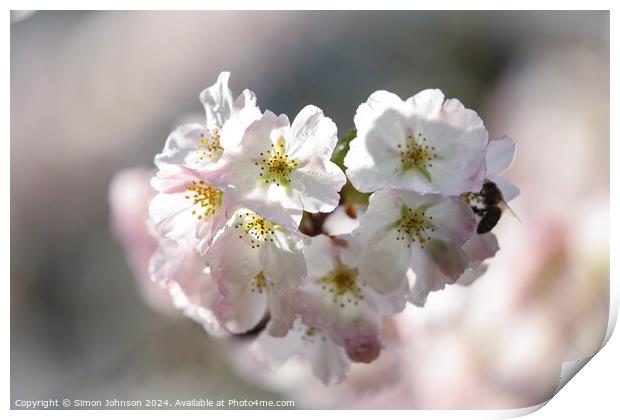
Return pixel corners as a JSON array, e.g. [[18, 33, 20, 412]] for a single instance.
[[293, 318, 327, 343], [255, 136, 300, 186], [250, 271, 267, 294], [319, 264, 363, 308], [395, 205, 436, 249], [196, 128, 223, 161], [397, 130, 438, 180], [234, 211, 277, 249], [184, 180, 222, 220]]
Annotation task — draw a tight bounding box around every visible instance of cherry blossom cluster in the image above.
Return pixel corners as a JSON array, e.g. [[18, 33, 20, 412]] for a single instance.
[[145, 72, 519, 385]]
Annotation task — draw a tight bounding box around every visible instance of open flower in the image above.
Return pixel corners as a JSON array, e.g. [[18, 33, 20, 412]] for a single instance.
[[154, 72, 261, 170], [207, 208, 306, 336], [149, 164, 234, 253], [212, 107, 347, 228], [354, 189, 476, 295], [293, 234, 406, 363], [149, 238, 230, 335], [252, 317, 350, 385], [344, 89, 488, 195]]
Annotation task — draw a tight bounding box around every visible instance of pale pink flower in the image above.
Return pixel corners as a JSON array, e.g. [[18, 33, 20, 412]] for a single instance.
[[354, 189, 476, 295], [345, 89, 488, 195], [293, 234, 406, 361], [154, 72, 261, 170], [212, 107, 346, 228], [207, 208, 306, 336]]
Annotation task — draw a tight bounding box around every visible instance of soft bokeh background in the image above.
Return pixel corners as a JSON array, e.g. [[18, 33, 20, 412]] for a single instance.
[[11, 11, 609, 409]]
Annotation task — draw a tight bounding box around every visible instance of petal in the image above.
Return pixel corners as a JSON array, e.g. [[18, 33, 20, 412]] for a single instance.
[[208, 213, 262, 292], [251, 321, 350, 385], [219, 89, 262, 150], [207, 217, 268, 333], [289, 160, 346, 213], [408, 239, 469, 306], [154, 124, 205, 170], [353, 90, 405, 134], [352, 189, 402, 242], [358, 228, 412, 294], [489, 175, 521, 202], [362, 279, 408, 316], [486, 136, 516, 175], [267, 288, 296, 337], [149, 239, 228, 335], [414, 109, 488, 195], [345, 107, 407, 193], [425, 196, 477, 245], [404, 88, 444, 118], [260, 231, 306, 291], [322, 205, 361, 236], [148, 192, 197, 242], [463, 233, 499, 265], [456, 263, 488, 286], [305, 330, 350, 385], [199, 71, 234, 129], [303, 234, 337, 279], [427, 239, 470, 280], [287, 105, 338, 160]]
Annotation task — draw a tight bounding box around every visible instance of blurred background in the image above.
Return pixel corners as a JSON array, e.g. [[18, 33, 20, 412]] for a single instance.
[[11, 11, 609, 409]]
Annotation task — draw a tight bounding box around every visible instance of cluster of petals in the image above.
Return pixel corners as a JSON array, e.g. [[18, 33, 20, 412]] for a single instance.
[[129, 73, 519, 385]]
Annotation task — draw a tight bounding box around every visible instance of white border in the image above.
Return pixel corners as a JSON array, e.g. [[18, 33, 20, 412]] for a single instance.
[[3, 3, 616, 419]]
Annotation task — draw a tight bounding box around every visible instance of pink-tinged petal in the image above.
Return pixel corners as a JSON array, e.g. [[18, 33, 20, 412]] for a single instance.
[[353, 90, 405, 134], [289, 160, 346, 213], [363, 278, 409, 316], [154, 124, 205, 170], [486, 136, 516, 175], [287, 105, 339, 160], [219, 89, 262, 150], [405, 88, 444, 118], [335, 233, 364, 268], [345, 108, 406, 193], [267, 288, 295, 337], [307, 334, 351, 385], [408, 240, 469, 307], [237, 191, 304, 233], [343, 334, 383, 364], [252, 325, 306, 371], [303, 234, 337, 279], [252, 321, 350, 385], [208, 214, 262, 293], [322, 205, 360, 236], [463, 233, 499, 265], [414, 113, 488, 195], [425, 196, 477, 245], [151, 165, 202, 193], [260, 230, 306, 291], [358, 228, 412, 294], [199, 71, 234, 129], [207, 219, 269, 333], [427, 239, 470, 280], [456, 263, 488, 286], [489, 175, 521, 202], [148, 192, 196, 242], [353, 189, 402, 241], [149, 239, 228, 335], [236, 110, 289, 157], [222, 283, 268, 334]]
